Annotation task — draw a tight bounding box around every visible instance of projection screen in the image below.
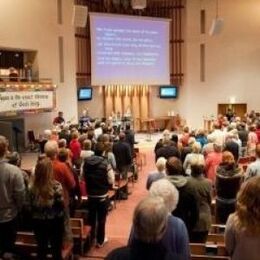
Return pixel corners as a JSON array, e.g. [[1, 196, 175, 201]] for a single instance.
[[90, 13, 170, 86]]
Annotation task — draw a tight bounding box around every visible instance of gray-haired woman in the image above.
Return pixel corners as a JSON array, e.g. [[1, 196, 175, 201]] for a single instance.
[[106, 196, 185, 260], [128, 179, 190, 260]]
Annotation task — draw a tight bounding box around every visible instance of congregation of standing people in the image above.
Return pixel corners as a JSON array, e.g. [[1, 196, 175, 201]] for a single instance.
[[0, 110, 260, 260]]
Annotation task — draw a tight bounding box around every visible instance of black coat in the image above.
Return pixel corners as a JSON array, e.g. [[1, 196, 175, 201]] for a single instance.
[[83, 156, 110, 196], [224, 141, 239, 162], [155, 145, 180, 161], [167, 176, 199, 235], [113, 141, 132, 172], [125, 129, 135, 156], [216, 164, 242, 200], [215, 164, 242, 223]]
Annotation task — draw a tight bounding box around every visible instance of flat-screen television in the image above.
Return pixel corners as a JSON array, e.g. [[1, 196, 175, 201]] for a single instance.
[[78, 87, 92, 101], [159, 86, 178, 99]]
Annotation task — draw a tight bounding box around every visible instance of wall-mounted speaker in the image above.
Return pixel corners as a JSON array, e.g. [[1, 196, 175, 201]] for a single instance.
[[72, 5, 88, 27], [209, 18, 224, 36], [131, 0, 147, 10]]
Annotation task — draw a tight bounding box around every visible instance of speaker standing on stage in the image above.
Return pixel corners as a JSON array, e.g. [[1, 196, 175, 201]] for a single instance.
[[53, 111, 65, 126]]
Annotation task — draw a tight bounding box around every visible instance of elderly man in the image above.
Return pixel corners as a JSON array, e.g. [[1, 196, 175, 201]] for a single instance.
[[106, 196, 183, 260], [146, 157, 167, 190], [0, 136, 25, 257]]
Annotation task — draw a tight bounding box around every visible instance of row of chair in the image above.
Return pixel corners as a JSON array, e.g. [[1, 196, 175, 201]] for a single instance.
[[15, 217, 92, 259], [15, 232, 73, 260], [190, 243, 229, 260], [191, 223, 228, 260]]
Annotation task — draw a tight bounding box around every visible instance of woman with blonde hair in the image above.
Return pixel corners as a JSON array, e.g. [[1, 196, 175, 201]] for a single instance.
[[225, 176, 260, 260], [29, 158, 65, 260], [183, 142, 204, 175]]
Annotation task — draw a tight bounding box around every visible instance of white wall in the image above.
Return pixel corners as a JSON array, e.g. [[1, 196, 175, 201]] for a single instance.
[[5, 0, 259, 134], [150, 86, 179, 117], [0, 0, 77, 137], [78, 86, 104, 119], [182, 0, 260, 129]]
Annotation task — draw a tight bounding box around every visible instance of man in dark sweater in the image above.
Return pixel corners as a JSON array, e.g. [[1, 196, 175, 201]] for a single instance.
[[113, 132, 132, 179], [124, 123, 135, 157], [84, 142, 113, 247]]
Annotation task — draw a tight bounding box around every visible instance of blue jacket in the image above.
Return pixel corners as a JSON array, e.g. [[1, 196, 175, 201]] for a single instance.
[[128, 214, 190, 260]]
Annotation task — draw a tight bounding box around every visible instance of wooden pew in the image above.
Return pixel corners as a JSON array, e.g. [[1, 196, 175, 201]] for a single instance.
[[70, 218, 91, 255], [108, 188, 118, 209], [238, 156, 256, 173], [207, 234, 225, 244], [210, 224, 226, 234], [16, 232, 73, 259], [190, 243, 228, 257], [114, 178, 128, 200], [192, 256, 230, 260]]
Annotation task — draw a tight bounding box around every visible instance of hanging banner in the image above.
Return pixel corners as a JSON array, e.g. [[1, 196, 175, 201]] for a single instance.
[[0, 91, 54, 113]]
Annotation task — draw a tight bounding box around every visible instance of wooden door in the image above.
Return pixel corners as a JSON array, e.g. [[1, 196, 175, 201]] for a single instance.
[[218, 104, 247, 118]]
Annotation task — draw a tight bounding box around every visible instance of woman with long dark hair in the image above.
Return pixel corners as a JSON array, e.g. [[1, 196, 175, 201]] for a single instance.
[[29, 158, 65, 260], [225, 176, 260, 260]]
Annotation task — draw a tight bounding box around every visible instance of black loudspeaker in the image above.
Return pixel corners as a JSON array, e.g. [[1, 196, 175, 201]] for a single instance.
[[72, 5, 88, 27], [209, 18, 224, 36]]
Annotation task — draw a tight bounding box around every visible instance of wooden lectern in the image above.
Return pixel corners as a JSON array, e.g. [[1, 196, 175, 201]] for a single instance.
[[204, 118, 214, 132]]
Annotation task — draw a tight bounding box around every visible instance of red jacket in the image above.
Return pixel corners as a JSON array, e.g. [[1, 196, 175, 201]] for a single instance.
[[69, 139, 81, 161], [255, 129, 260, 143], [52, 159, 75, 207]]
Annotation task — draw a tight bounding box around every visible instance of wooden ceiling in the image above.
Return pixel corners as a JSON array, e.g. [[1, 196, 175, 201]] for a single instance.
[[75, 0, 184, 17]]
